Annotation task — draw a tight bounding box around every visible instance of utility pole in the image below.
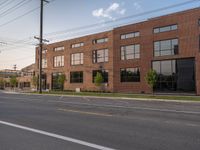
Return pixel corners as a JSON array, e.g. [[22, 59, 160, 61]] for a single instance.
[[36, 0, 49, 94], [13, 64, 17, 71]]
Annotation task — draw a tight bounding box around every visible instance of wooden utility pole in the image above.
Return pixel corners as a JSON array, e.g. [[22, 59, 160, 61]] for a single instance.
[[37, 0, 49, 93]]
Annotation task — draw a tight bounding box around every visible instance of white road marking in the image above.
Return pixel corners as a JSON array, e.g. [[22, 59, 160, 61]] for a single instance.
[[0, 120, 116, 150], [1, 96, 200, 115]]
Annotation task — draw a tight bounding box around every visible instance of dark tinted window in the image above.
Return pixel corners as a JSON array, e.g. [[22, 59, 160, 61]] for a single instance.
[[92, 70, 108, 83], [120, 68, 140, 82], [52, 72, 64, 90], [153, 58, 195, 92], [70, 71, 83, 83]]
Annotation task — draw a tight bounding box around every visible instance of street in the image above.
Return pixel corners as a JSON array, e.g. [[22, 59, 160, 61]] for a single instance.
[[0, 91, 199, 150]]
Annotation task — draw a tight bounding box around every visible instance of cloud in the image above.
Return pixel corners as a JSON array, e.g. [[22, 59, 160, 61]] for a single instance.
[[133, 1, 142, 10], [92, 3, 126, 20]]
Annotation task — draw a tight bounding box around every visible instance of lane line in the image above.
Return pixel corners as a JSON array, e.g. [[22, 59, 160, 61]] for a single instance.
[[1, 96, 200, 115], [58, 108, 113, 117], [0, 120, 116, 150]]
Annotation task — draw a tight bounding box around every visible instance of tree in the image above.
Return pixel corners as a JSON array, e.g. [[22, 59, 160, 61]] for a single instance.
[[0, 78, 4, 89], [10, 76, 18, 89], [94, 72, 104, 88], [32, 76, 38, 89], [145, 69, 158, 93], [57, 74, 66, 91]]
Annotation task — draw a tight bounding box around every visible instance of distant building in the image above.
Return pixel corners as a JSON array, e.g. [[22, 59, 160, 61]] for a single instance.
[[18, 64, 36, 90], [35, 8, 200, 95], [0, 69, 20, 78], [0, 64, 36, 91]]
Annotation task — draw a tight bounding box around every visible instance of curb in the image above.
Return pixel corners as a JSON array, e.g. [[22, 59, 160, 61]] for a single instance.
[[18, 92, 200, 103]]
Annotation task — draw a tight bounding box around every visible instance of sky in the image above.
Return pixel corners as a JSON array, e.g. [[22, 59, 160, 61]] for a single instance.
[[0, 0, 199, 70]]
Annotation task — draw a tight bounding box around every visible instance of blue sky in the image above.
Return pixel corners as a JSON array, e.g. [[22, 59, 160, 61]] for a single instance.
[[0, 0, 199, 70]]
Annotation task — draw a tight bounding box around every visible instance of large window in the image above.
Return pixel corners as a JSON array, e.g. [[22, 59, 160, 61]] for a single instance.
[[92, 70, 108, 83], [71, 42, 84, 48], [153, 58, 195, 92], [52, 72, 64, 90], [154, 39, 178, 56], [93, 38, 108, 44], [71, 53, 83, 65], [154, 24, 177, 33], [121, 44, 140, 60], [70, 71, 83, 83], [42, 49, 47, 54], [54, 55, 64, 67], [54, 46, 64, 51], [120, 68, 140, 82], [93, 49, 108, 63], [42, 58, 47, 68], [121, 32, 140, 39]]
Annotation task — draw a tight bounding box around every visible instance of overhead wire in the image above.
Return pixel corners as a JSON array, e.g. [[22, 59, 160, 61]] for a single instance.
[[0, 0, 56, 28], [0, 0, 16, 11], [0, 0, 199, 64], [0, 0, 33, 18], [1, 0, 198, 48], [43, 0, 200, 38]]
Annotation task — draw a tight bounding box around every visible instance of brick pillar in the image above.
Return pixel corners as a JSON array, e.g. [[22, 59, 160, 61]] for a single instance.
[[195, 56, 200, 95]]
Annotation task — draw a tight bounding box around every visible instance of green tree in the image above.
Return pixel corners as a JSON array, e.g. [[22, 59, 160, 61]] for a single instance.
[[32, 76, 38, 89], [57, 74, 66, 91], [145, 69, 158, 93], [0, 78, 4, 89], [94, 72, 104, 87], [10, 76, 18, 89]]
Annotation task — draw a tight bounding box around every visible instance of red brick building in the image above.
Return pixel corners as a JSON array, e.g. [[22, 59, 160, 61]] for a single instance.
[[35, 8, 200, 94]]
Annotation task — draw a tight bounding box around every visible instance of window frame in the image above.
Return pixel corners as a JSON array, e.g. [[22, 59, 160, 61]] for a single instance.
[[92, 70, 109, 83], [71, 42, 84, 48], [53, 55, 64, 67], [93, 37, 108, 44], [153, 24, 178, 34], [120, 67, 140, 82], [71, 53, 84, 66], [120, 44, 140, 60], [120, 31, 140, 40], [93, 49, 109, 63], [70, 71, 83, 83], [54, 46, 65, 51], [154, 38, 179, 57], [42, 58, 47, 68]]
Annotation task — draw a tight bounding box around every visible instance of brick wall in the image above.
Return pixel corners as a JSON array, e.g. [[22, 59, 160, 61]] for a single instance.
[[35, 8, 200, 94]]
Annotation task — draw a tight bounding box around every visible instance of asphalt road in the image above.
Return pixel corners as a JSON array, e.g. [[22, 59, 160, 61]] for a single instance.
[[0, 91, 200, 150]]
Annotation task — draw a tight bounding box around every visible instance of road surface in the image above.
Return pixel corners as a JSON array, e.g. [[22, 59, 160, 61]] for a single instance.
[[0, 91, 199, 150]]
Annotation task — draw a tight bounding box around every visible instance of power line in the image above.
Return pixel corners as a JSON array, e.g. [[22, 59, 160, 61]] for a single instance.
[[0, 0, 55, 28], [0, 0, 198, 52], [1, 0, 197, 47], [0, 0, 33, 18], [43, 0, 200, 38], [0, 0, 16, 11], [0, 0, 8, 6], [0, 0, 199, 54]]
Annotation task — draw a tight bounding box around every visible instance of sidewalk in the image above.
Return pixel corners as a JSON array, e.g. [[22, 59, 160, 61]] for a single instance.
[[21, 91, 200, 103]]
